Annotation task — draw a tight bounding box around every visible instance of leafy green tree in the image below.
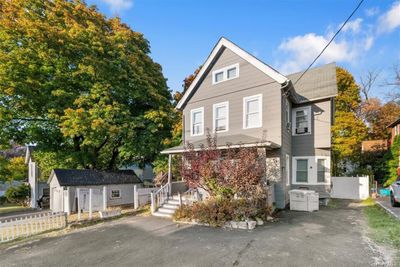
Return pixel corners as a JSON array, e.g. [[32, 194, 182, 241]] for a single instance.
[[0, 0, 173, 170], [332, 67, 368, 175], [5, 183, 30, 206], [0, 156, 27, 182], [153, 67, 201, 176], [384, 135, 400, 186]]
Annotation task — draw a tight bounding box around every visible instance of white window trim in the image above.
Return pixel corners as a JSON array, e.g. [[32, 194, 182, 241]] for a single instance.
[[316, 156, 330, 184], [292, 106, 312, 136], [212, 63, 240, 84], [292, 156, 330, 185], [212, 101, 229, 133], [286, 154, 290, 186], [110, 189, 121, 199], [243, 94, 262, 129], [190, 107, 204, 137]]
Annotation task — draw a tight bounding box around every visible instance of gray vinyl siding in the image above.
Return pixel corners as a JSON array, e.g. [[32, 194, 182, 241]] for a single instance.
[[277, 96, 292, 208], [292, 100, 331, 156], [183, 47, 282, 145], [291, 99, 332, 197]]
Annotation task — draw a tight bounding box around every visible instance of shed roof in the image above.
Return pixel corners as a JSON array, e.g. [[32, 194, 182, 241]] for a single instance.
[[49, 169, 142, 186]]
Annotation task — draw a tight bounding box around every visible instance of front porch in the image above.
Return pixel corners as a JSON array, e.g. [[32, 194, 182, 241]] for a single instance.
[[150, 134, 281, 217]]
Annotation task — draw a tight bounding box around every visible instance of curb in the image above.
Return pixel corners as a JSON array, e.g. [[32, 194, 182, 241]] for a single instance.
[[375, 201, 400, 220]]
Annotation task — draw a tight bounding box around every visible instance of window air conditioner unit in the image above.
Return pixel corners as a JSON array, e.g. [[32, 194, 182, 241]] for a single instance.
[[296, 127, 308, 134]]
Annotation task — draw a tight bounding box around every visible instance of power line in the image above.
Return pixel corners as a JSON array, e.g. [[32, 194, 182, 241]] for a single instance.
[[293, 0, 365, 85]]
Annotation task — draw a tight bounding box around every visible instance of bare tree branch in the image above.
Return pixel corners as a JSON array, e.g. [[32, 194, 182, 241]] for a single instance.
[[359, 69, 380, 101], [384, 63, 400, 103]]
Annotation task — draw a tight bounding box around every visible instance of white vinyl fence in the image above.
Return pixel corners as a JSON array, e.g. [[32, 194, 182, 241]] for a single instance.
[[134, 185, 159, 209], [331, 176, 369, 200], [0, 212, 66, 243]]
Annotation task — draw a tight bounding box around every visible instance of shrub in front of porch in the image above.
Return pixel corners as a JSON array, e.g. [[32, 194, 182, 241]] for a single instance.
[[175, 133, 274, 227], [173, 198, 270, 227]]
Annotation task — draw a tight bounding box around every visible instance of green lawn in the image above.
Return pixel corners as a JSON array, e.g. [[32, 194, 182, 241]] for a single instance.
[[363, 199, 400, 264], [0, 203, 31, 215]]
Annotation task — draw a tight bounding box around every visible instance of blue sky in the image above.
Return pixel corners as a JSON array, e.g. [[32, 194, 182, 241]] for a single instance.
[[87, 0, 400, 101]]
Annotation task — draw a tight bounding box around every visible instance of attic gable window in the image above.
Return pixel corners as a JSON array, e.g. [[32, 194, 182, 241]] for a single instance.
[[212, 63, 239, 84], [292, 106, 311, 135]]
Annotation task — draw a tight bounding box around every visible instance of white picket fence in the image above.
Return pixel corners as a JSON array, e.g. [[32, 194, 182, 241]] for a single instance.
[[0, 212, 66, 243]]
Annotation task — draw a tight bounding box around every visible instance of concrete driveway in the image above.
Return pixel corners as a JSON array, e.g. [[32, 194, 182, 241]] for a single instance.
[[0, 200, 393, 267]]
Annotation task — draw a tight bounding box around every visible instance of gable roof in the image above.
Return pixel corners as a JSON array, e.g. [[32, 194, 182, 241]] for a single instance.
[[24, 145, 35, 164], [49, 169, 142, 186], [176, 37, 289, 110], [287, 62, 338, 103]]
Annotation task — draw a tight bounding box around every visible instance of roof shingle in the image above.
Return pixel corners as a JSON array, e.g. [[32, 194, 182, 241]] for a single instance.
[[50, 169, 142, 186]]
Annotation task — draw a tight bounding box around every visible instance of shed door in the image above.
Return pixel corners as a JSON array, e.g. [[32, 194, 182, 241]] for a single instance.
[[52, 187, 63, 212]]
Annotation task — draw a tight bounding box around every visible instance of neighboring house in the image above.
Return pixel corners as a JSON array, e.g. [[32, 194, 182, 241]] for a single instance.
[[25, 146, 49, 208], [48, 169, 142, 213], [123, 163, 154, 181], [361, 140, 388, 152], [161, 37, 337, 209], [361, 117, 400, 153], [388, 117, 400, 145]]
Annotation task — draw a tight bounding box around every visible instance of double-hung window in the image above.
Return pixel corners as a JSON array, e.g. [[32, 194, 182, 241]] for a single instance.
[[213, 102, 229, 132], [317, 159, 326, 183], [296, 159, 308, 183], [243, 94, 262, 129], [190, 107, 204, 136], [293, 156, 330, 184], [292, 106, 311, 135]]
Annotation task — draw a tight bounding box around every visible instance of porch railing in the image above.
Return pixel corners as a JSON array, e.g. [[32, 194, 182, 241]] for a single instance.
[[179, 188, 201, 206], [150, 182, 170, 214]]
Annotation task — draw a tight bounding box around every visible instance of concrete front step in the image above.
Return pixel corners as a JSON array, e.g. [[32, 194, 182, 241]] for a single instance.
[[152, 211, 173, 218], [157, 207, 176, 214], [162, 203, 180, 209], [166, 199, 180, 205], [152, 197, 181, 218]]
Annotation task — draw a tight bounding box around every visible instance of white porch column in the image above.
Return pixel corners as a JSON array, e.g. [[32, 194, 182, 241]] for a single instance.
[[103, 186, 107, 211], [89, 188, 93, 220], [134, 185, 139, 209], [77, 188, 81, 221], [66, 187, 71, 215], [168, 154, 172, 195]]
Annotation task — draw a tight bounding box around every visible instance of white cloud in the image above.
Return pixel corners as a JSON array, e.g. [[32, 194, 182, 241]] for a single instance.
[[365, 7, 379, 17], [377, 1, 400, 33], [277, 33, 356, 74], [342, 18, 363, 33], [101, 0, 133, 13]]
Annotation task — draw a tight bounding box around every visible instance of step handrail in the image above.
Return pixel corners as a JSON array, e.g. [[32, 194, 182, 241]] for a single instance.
[[150, 182, 170, 214]]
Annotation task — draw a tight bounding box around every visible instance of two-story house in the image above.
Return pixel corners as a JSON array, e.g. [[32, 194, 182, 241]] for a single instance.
[[161, 38, 337, 209]]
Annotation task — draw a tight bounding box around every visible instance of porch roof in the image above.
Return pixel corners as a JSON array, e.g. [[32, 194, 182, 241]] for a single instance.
[[160, 134, 280, 154]]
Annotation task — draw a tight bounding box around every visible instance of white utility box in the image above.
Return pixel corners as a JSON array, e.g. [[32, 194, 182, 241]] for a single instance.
[[289, 189, 319, 212]]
